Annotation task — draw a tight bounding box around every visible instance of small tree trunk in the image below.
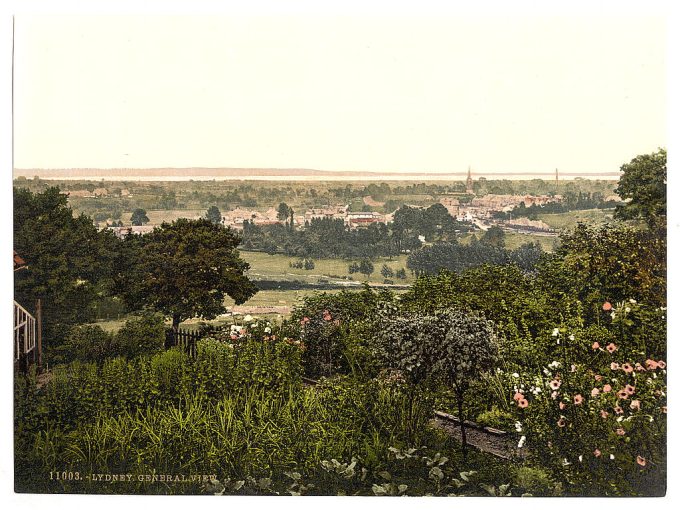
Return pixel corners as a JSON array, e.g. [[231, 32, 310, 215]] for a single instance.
[[457, 390, 468, 463], [172, 313, 181, 332]]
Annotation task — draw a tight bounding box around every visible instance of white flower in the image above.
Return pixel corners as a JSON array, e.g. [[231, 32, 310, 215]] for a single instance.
[[264, 327, 272, 334], [610, 454, 615, 460], [611, 312, 616, 319], [517, 436, 526, 448], [569, 334, 575, 341], [629, 299, 636, 304], [514, 422, 523, 432], [578, 455, 583, 463], [562, 458, 571, 466], [512, 373, 520, 379], [649, 416, 654, 423], [243, 314, 254, 322], [617, 416, 623, 422], [548, 361, 561, 369], [552, 328, 560, 337], [625, 307, 631, 313]]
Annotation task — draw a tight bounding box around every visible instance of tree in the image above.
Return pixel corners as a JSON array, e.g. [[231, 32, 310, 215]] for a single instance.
[[348, 262, 360, 274], [277, 202, 291, 221], [480, 225, 506, 248], [395, 267, 407, 279], [434, 309, 498, 460], [13, 187, 120, 348], [130, 208, 150, 226], [358, 259, 374, 278], [205, 205, 222, 224], [381, 264, 394, 279], [114, 218, 258, 330], [614, 148, 666, 228]]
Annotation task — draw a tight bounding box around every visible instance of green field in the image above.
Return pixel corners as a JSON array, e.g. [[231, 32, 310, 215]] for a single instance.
[[240, 251, 414, 284], [537, 208, 616, 231], [122, 209, 206, 225]]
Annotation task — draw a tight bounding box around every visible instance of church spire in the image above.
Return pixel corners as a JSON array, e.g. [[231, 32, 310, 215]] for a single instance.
[[466, 166, 473, 194]]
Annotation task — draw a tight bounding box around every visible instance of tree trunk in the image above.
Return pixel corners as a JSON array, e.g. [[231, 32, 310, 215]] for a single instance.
[[457, 390, 468, 463], [172, 313, 181, 332]]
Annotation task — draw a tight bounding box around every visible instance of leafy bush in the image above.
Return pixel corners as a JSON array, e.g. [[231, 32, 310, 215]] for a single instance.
[[53, 325, 114, 364], [475, 407, 515, 430], [112, 312, 166, 359]]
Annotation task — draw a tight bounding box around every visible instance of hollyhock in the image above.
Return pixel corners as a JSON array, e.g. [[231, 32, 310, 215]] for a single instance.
[[606, 343, 617, 353], [592, 342, 600, 350], [591, 388, 600, 397], [610, 362, 620, 371], [645, 359, 658, 370], [603, 302, 612, 311], [614, 406, 624, 415], [513, 392, 524, 401], [573, 394, 583, 405], [603, 384, 612, 393], [658, 360, 666, 369], [557, 416, 566, 428], [630, 400, 641, 410], [518, 398, 529, 409], [559, 402, 566, 410], [625, 384, 636, 395], [637, 456, 646, 467], [622, 363, 634, 374], [549, 379, 561, 390], [600, 410, 609, 419], [594, 449, 601, 458]]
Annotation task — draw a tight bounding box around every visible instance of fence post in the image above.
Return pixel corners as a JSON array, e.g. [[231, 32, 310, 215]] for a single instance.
[[36, 299, 42, 374]]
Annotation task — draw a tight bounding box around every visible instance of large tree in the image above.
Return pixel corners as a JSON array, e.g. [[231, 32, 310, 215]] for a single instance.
[[614, 148, 666, 228], [115, 218, 258, 330], [14, 187, 119, 344]]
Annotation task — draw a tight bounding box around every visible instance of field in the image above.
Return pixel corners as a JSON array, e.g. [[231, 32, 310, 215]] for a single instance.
[[123, 209, 206, 224], [537, 208, 615, 231], [240, 250, 414, 284]]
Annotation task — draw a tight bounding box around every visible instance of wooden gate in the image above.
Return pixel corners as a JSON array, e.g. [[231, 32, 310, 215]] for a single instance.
[[14, 300, 36, 370]]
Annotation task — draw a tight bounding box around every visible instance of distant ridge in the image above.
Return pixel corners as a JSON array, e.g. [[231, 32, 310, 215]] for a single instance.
[[13, 167, 621, 179]]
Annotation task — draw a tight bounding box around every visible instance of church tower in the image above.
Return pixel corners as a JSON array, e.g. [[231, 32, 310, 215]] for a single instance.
[[466, 166, 474, 194]]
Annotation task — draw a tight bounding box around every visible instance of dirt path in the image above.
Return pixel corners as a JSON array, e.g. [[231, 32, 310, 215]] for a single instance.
[[432, 413, 527, 460]]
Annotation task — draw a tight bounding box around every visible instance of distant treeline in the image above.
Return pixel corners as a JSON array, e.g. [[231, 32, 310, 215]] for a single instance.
[[493, 192, 618, 220], [241, 204, 473, 259]]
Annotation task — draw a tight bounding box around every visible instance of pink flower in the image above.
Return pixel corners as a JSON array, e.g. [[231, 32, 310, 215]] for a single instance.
[[645, 359, 658, 370], [617, 389, 629, 400], [658, 360, 666, 369], [559, 402, 566, 410], [517, 398, 529, 409], [603, 384, 612, 393], [600, 410, 609, 419], [637, 456, 646, 467], [230, 334, 238, 340], [594, 374, 603, 382], [551, 391, 558, 399], [614, 406, 624, 415], [513, 392, 524, 401], [300, 317, 310, 325], [594, 449, 601, 458], [630, 400, 641, 410], [622, 363, 634, 374], [635, 363, 646, 372], [610, 362, 620, 371], [557, 416, 566, 428], [606, 343, 617, 354], [592, 341, 600, 350], [571, 364, 577, 373], [549, 379, 561, 390], [603, 302, 613, 311], [573, 394, 583, 405], [591, 388, 600, 397], [322, 310, 332, 321], [661, 406, 667, 414], [624, 384, 636, 395], [616, 428, 626, 436]]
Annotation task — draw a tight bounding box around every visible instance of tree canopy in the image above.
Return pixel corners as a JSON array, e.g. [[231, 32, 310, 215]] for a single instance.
[[614, 148, 666, 228], [130, 208, 150, 226], [114, 218, 258, 329], [205, 205, 222, 224]]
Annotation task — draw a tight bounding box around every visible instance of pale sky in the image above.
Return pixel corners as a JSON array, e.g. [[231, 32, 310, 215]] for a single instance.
[[13, 14, 667, 174]]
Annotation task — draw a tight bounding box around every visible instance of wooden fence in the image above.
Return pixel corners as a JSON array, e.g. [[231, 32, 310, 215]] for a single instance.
[[14, 300, 37, 372]]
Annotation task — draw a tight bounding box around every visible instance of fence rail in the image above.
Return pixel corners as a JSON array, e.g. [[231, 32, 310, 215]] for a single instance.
[[166, 329, 203, 357]]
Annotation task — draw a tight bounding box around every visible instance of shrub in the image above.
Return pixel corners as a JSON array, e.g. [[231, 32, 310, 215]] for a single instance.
[[53, 325, 114, 364], [112, 313, 166, 359]]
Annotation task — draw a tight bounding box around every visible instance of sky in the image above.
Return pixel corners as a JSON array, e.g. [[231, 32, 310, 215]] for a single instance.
[[12, 12, 667, 175]]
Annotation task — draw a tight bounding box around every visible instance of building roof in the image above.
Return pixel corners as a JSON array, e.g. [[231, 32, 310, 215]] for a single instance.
[[13, 250, 27, 270]]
